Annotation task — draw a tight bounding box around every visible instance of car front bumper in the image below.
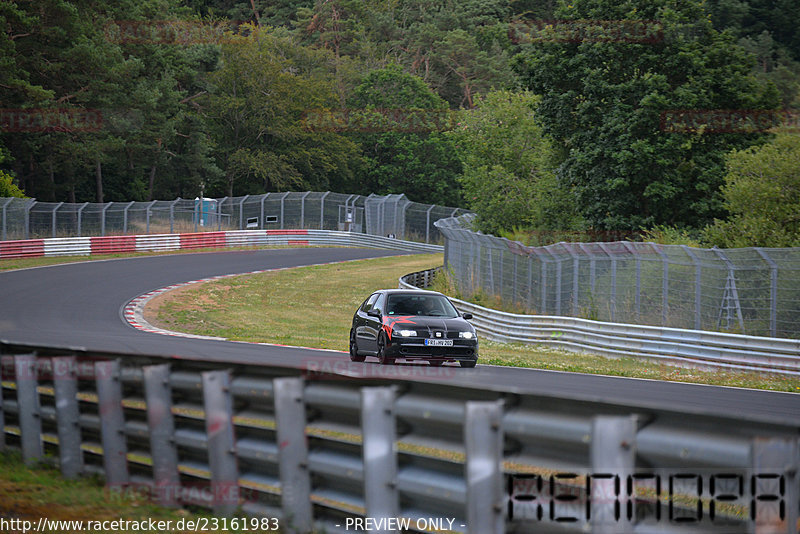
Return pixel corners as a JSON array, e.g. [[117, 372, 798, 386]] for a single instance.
[[385, 338, 478, 361]]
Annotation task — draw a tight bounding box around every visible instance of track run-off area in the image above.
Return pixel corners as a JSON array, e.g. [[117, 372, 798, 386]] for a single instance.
[[0, 247, 798, 427]]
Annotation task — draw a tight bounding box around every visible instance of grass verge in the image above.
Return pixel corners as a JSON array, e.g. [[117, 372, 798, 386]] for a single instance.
[[147, 254, 799, 392], [0, 451, 273, 532]]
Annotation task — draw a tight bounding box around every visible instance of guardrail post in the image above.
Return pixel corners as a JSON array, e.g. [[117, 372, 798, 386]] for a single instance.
[[681, 245, 703, 330], [425, 205, 435, 243], [15, 354, 43, 465], [274, 377, 312, 533], [146, 200, 156, 234], [76, 202, 88, 237], [755, 249, 778, 337], [170, 198, 181, 234], [216, 197, 228, 231], [752, 438, 799, 534], [260, 193, 269, 229], [24, 200, 32, 239], [123, 201, 134, 234], [598, 243, 617, 322], [238, 195, 249, 230], [361, 387, 398, 526], [1, 197, 11, 241], [52, 356, 83, 478], [202, 369, 239, 516], [95, 359, 129, 486], [652, 244, 669, 326], [622, 242, 641, 320], [101, 202, 111, 236], [144, 364, 180, 507], [280, 192, 289, 230], [464, 399, 504, 534], [590, 415, 637, 534], [320, 191, 330, 229], [52, 202, 64, 238], [299, 191, 310, 229]]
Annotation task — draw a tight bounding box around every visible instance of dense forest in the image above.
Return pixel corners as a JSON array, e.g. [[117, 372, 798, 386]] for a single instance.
[[1, 0, 799, 245]]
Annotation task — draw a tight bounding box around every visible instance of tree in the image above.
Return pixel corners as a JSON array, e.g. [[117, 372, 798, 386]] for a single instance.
[[448, 90, 581, 235], [703, 134, 800, 247], [203, 26, 362, 196], [348, 65, 463, 205], [513, 0, 781, 231]]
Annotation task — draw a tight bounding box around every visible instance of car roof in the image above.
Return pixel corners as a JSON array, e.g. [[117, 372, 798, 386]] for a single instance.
[[376, 289, 445, 297]]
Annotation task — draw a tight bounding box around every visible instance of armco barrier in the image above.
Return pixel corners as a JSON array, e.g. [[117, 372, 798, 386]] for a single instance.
[[400, 268, 800, 375], [0, 342, 797, 534], [0, 229, 443, 259]]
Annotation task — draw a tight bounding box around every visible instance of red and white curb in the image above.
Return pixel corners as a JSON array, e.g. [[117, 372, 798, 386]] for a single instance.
[[122, 258, 400, 353]]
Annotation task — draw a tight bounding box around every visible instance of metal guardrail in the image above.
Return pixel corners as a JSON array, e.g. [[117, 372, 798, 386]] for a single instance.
[[0, 229, 443, 259], [1, 342, 798, 534], [400, 268, 800, 376]]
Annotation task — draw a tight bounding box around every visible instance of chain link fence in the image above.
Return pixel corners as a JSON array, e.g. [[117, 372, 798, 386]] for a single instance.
[[437, 214, 800, 339], [0, 192, 468, 244]]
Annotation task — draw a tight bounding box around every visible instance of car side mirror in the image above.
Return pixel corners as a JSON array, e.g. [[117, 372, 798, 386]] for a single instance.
[[367, 309, 382, 318], [462, 313, 473, 320]]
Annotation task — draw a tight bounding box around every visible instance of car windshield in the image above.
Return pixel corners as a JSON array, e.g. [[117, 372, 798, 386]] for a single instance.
[[386, 294, 459, 318]]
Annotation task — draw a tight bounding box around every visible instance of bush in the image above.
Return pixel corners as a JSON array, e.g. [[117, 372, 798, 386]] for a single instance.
[[703, 134, 800, 248]]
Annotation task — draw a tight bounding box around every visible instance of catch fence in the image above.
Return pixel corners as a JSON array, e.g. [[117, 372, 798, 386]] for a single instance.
[[437, 214, 800, 339], [0, 193, 467, 245]]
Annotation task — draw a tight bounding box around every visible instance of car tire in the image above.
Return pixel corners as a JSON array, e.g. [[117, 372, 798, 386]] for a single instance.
[[377, 334, 394, 365], [459, 359, 477, 368], [349, 330, 365, 362]]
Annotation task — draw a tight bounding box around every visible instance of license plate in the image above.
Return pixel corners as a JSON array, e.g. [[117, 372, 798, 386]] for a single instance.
[[425, 339, 453, 347]]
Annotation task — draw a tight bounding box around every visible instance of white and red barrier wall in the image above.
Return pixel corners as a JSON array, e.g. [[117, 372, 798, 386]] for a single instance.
[[0, 229, 441, 259]]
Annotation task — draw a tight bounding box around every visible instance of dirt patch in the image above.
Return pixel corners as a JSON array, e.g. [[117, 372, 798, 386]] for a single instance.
[[142, 282, 209, 331]]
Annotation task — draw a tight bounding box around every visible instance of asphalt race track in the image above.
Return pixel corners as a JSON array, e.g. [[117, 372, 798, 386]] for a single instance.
[[1, 248, 798, 427]]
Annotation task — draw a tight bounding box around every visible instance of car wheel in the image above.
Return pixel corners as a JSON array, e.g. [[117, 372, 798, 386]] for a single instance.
[[429, 360, 443, 367], [459, 359, 477, 368], [349, 330, 365, 362], [377, 334, 394, 365]]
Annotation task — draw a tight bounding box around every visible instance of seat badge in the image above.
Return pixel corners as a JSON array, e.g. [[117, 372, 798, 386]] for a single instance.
[[435, 331, 442, 338]]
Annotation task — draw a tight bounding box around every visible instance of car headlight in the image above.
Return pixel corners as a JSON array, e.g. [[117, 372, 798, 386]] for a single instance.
[[396, 329, 417, 337], [459, 331, 475, 339]]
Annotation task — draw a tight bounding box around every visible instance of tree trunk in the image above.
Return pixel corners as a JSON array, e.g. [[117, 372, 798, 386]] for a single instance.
[[147, 165, 156, 201], [95, 160, 104, 203], [48, 156, 56, 201]]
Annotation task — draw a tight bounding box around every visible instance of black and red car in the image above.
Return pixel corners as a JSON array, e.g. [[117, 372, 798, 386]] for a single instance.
[[349, 289, 478, 367]]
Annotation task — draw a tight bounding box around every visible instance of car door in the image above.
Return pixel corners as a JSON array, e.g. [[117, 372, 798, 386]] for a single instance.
[[355, 293, 379, 351], [362, 292, 386, 353]]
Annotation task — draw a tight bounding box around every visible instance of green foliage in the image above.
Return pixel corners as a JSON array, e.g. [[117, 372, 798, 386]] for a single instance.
[[0, 0, 797, 228], [0, 170, 26, 198], [703, 134, 800, 247], [448, 90, 582, 235], [513, 0, 781, 231], [201, 26, 362, 196], [640, 225, 703, 247], [348, 65, 463, 205]]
